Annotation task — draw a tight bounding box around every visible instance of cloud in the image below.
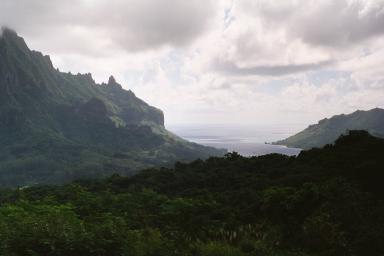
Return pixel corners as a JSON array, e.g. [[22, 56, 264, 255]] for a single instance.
[[1, 0, 384, 127], [241, 0, 384, 48], [339, 43, 384, 86], [99, 0, 216, 51], [212, 58, 334, 77], [0, 0, 216, 54], [292, 0, 384, 48]]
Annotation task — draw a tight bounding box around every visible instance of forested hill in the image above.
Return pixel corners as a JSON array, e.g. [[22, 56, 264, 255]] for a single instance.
[[274, 108, 384, 149], [0, 131, 383, 256], [0, 28, 225, 186]]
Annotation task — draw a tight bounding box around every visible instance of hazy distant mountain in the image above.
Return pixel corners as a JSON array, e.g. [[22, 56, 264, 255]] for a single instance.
[[274, 108, 384, 149], [0, 28, 225, 186]]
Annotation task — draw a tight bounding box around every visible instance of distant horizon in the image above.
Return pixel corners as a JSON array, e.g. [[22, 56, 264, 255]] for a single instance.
[[166, 107, 384, 129]]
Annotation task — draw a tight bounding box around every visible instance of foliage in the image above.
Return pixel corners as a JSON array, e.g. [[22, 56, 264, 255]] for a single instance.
[[0, 131, 382, 255], [0, 28, 225, 187], [275, 108, 384, 149]]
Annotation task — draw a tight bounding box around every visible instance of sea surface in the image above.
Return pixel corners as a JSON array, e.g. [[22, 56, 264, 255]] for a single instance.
[[169, 124, 303, 157]]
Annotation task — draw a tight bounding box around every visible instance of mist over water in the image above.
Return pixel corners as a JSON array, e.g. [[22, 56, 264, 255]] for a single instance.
[[169, 124, 304, 157]]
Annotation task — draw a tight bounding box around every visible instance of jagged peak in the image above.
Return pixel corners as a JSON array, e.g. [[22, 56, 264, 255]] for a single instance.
[[0, 27, 23, 42], [75, 72, 95, 85], [0, 27, 31, 55], [0, 26, 17, 36], [108, 75, 116, 84], [107, 75, 123, 89]]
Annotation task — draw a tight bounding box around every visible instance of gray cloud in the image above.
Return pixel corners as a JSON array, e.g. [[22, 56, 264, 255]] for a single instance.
[[101, 0, 215, 51], [242, 0, 384, 48], [292, 1, 384, 47], [213, 59, 334, 77], [0, 0, 215, 54]]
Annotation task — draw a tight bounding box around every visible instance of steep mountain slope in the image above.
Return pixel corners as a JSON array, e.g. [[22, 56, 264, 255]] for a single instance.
[[0, 28, 225, 186], [274, 108, 384, 149]]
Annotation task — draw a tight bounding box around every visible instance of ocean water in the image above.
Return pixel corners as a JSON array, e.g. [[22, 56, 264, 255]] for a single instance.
[[169, 124, 303, 157]]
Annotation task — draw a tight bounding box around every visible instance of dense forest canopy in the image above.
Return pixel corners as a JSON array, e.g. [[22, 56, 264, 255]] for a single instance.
[[0, 131, 383, 256]]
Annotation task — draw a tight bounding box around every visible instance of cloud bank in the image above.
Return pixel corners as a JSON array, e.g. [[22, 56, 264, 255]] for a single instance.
[[1, 0, 384, 127], [0, 0, 215, 53]]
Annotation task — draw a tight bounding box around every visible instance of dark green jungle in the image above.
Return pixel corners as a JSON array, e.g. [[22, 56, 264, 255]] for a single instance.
[[0, 131, 383, 256]]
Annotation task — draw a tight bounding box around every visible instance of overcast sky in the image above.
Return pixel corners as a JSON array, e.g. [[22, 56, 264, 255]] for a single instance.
[[1, 0, 384, 128]]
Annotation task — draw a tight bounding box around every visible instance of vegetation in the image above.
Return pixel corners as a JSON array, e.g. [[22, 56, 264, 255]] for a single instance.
[[0, 28, 225, 186], [0, 131, 382, 255], [274, 108, 384, 149]]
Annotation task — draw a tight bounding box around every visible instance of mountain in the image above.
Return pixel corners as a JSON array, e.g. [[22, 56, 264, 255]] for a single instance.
[[0, 28, 225, 186], [274, 108, 384, 149]]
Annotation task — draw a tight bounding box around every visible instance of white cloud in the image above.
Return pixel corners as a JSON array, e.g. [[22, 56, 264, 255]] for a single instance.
[[1, 0, 384, 127]]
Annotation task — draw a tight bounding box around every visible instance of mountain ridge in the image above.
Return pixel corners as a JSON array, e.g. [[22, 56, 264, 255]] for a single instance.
[[274, 108, 384, 149], [0, 27, 165, 128], [0, 27, 225, 186]]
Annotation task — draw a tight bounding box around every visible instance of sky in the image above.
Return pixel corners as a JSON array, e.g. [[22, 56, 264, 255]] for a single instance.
[[1, 0, 384, 128]]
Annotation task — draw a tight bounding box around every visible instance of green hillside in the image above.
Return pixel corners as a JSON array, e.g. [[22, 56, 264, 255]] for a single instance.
[[274, 108, 384, 149], [0, 131, 382, 256], [0, 28, 225, 186]]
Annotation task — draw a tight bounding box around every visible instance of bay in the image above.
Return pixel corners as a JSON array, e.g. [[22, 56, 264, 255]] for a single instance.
[[169, 124, 303, 157]]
